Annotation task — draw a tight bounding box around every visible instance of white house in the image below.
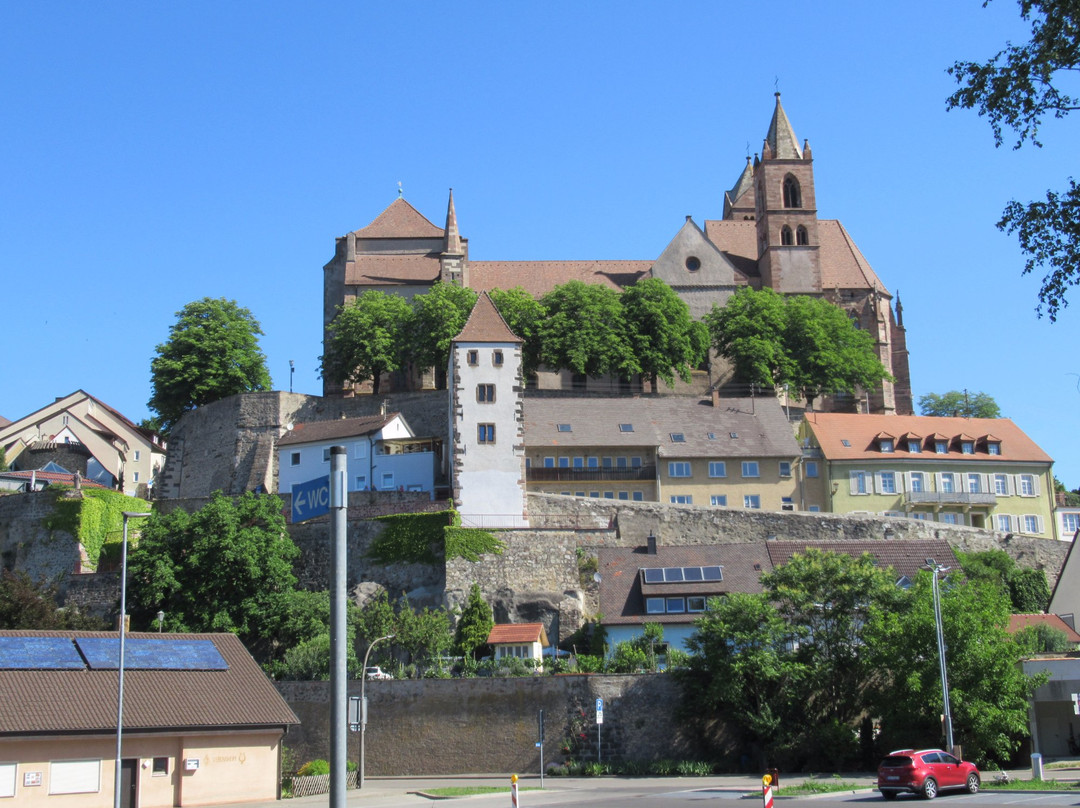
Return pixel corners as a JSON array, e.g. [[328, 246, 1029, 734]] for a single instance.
[[276, 412, 436, 498]]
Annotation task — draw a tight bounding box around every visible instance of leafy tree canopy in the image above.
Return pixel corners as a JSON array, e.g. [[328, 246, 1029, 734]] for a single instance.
[[489, 286, 545, 377], [918, 390, 1002, 418], [956, 549, 1050, 613], [0, 571, 106, 630], [148, 298, 272, 434], [705, 288, 891, 405], [453, 582, 494, 659], [320, 290, 412, 395], [407, 282, 478, 384], [126, 491, 299, 667], [621, 277, 709, 390], [947, 0, 1080, 320], [538, 280, 637, 379]]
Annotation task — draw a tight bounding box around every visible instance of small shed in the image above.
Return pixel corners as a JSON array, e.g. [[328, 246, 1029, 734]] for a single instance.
[[0, 630, 298, 807], [486, 623, 548, 667]]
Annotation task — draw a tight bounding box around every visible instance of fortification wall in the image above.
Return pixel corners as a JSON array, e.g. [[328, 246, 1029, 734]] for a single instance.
[[0, 490, 81, 582]]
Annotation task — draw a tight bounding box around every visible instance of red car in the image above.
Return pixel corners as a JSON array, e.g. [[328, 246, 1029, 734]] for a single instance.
[[877, 749, 980, 799]]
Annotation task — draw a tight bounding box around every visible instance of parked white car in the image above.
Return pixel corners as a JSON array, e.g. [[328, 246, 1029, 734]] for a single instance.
[[364, 666, 391, 680]]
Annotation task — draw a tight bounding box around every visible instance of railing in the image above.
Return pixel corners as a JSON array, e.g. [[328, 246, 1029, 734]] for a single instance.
[[526, 464, 657, 483], [905, 491, 997, 507]]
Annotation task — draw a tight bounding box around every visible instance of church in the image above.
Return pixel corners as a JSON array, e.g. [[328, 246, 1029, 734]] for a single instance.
[[322, 93, 912, 415]]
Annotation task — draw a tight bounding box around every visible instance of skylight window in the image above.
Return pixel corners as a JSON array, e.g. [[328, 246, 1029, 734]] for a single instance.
[[841, 439, 851, 447], [556, 424, 572, 432], [707, 432, 717, 440], [670, 433, 686, 443], [619, 424, 634, 433], [729, 432, 738, 439]]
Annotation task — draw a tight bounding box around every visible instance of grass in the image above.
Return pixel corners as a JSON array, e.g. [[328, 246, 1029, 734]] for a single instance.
[[422, 786, 542, 797], [769, 776, 865, 796], [982, 778, 1080, 791]]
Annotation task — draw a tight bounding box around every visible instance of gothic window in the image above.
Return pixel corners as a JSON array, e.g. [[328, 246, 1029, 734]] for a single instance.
[[796, 225, 809, 245], [783, 175, 802, 208], [781, 226, 794, 246]]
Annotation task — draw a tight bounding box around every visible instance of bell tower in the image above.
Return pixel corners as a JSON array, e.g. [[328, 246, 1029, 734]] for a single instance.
[[754, 93, 821, 294]]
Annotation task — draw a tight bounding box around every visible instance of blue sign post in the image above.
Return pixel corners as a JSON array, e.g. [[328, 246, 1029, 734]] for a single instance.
[[292, 475, 331, 523]]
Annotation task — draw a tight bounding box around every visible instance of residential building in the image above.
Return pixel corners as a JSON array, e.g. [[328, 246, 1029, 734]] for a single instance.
[[486, 623, 548, 667], [1007, 613, 1080, 650], [0, 631, 298, 807], [323, 95, 911, 414], [276, 412, 437, 498], [0, 391, 165, 497], [1053, 492, 1080, 542], [799, 413, 1056, 537], [1048, 539, 1080, 631], [524, 393, 801, 510], [598, 536, 959, 654]]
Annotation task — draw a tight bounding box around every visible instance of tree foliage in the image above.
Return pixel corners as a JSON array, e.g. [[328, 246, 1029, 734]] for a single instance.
[[489, 286, 545, 378], [705, 288, 891, 405], [538, 281, 636, 379], [956, 549, 1050, 613], [407, 282, 478, 384], [0, 571, 106, 630], [621, 278, 709, 390], [126, 492, 300, 667], [320, 290, 412, 395], [453, 582, 494, 659], [148, 298, 272, 434], [918, 390, 1002, 418], [947, 0, 1080, 320]]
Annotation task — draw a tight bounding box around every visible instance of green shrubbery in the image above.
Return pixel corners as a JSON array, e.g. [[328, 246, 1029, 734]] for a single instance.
[[43, 489, 151, 570]]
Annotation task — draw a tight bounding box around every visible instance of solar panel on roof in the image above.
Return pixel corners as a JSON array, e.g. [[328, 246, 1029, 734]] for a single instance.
[[0, 637, 86, 669], [76, 638, 228, 670]]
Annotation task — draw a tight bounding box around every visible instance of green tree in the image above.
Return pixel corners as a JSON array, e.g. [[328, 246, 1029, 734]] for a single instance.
[[489, 286, 545, 377], [956, 549, 1050, 613], [865, 573, 1041, 763], [126, 492, 300, 667], [320, 291, 412, 395], [705, 288, 891, 406], [947, 0, 1080, 320], [0, 571, 106, 630], [538, 281, 637, 379], [394, 595, 453, 674], [609, 621, 666, 673], [621, 278, 709, 391], [1014, 622, 1073, 655], [354, 589, 397, 655], [453, 582, 494, 659], [148, 298, 272, 434], [407, 282, 478, 386], [918, 390, 1002, 418]]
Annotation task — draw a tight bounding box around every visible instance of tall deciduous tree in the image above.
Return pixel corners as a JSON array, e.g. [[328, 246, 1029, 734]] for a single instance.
[[704, 287, 790, 389], [538, 280, 636, 379], [320, 290, 412, 395], [148, 298, 272, 434], [453, 582, 494, 659], [947, 0, 1080, 320], [918, 390, 1002, 418], [126, 492, 300, 667], [489, 286, 545, 377], [0, 571, 106, 630], [621, 278, 709, 391], [407, 282, 478, 387]]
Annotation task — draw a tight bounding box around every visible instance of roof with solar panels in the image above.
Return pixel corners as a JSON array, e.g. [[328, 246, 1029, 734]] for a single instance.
[[0, 631, 298, 735]]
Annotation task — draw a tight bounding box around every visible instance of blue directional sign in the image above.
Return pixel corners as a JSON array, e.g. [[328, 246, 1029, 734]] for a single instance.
[[292, 475, 331, 523]]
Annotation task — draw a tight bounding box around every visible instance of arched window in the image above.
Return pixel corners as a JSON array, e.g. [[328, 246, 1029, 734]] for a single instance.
[[796, 225, 809, 245], [783, 175, 802, 208], [781, 226, 794, 246]]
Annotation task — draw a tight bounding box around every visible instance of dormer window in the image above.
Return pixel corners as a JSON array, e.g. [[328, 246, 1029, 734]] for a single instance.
[[907, 439, 922, 453], [935, 441, 948, 454], [961, 441, 974, 454], [987, 442, 1001, 455], [879, 439, 894, 453]]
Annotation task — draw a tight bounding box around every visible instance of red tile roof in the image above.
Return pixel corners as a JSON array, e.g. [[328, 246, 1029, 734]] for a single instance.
[[1008, 613, 1080, 643], [805, 413, 1052, 464], [344, 253, 442, 286], [0, 470, 107, 488], [0, 631, 298, 735], [455, 292, 522, 344], [353, 198, 444, 239], [469, 260, 652, 297], [487, 623, 547, 645], [277, 414, 402, 447], [765, 539, 959, 582]]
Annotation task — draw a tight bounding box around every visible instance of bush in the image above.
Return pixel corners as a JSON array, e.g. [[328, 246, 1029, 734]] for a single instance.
[[297, 759, 330, 776]]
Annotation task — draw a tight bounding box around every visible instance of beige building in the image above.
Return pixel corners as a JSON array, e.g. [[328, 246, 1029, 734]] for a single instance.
[[0, 391, 165, 497], [799, 413, 1056, 537], [0, 631, 297, 808]]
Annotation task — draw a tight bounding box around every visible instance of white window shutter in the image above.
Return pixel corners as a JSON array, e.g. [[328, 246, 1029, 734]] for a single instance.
[[901, 472, 910, 492], [982, 473, 991, 494], [1032, 475, 1041, 496], [874, 471, 883, 493], [849, 471, 859, 495], [936, 472, 944, 491], [1006, 475, 1015, 496], [1036, 515, 1045, 533]]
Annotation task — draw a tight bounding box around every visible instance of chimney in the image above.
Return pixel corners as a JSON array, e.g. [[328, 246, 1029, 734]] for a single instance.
[[711, 389, 720, 408], [646, 531, 657, 554]]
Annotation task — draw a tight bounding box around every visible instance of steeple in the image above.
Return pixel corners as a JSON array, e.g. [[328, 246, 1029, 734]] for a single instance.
[[765, 92, 803, 160], [439, 188, 468, 286], [444, 188, 462, 255], [723, 156, 757, 220]]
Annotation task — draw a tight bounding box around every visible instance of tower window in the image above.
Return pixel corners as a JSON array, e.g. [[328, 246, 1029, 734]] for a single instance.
[[467, 350, 478, 366], [781, 226, 794, 246], [477, 384, 495, 402], [492, 350, 504, 366], [796, 225, 809, 245], [478, 424, 496, 444], [783, 175, 802, 208]]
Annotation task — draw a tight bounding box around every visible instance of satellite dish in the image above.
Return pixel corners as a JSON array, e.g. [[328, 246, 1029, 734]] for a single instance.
[[592, 572, 601, 583], [285, 423, 294, 431]]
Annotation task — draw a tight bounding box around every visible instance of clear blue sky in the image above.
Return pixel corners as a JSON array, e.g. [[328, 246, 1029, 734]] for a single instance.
[[3, 2, 1078, 489]]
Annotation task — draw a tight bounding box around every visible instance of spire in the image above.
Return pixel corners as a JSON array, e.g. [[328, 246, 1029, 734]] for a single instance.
[[765, 92, 803, 160], [444, 188, 462, 255], [728, 156, 755, 201]]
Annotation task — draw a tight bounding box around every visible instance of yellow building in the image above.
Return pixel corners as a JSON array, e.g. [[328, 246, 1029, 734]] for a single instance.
[[799, 413, 1056, 537]]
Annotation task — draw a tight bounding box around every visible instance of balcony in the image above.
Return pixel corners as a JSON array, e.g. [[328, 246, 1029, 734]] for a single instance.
[[904, 491, 997, 508], [526, 464, 656, 483]]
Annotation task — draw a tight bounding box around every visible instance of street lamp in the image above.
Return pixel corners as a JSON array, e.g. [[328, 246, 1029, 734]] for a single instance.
[[115, 511, 151, 808], [923, 558, 954, 753], [359, 634, 394, 790], [289, 360, 295, 393]]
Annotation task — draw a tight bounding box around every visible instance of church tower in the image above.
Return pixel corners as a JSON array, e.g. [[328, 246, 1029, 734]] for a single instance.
[[439, 189, 469, 286], [754, 93, 822, 294]]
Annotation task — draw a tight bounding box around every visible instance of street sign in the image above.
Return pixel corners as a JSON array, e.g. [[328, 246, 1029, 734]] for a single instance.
[[596, 697, 604, 724], [291, 475, 331, 523]]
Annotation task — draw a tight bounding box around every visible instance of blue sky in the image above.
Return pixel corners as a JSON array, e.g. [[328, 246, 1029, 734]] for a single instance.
[[3, 2, 1078, 489]]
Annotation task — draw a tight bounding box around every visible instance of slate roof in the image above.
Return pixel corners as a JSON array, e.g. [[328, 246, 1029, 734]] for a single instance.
[[524, 395, 800, 459], [277, 413, 403, 447], [599, 543, 771, 625], [0, 631, 298, 736], [1008, 613, 1080, 644], [454, 292, 522, 344], [764, 539, 960, 582], [804, 413, 1053, 464], [487, 623, 547, 645]]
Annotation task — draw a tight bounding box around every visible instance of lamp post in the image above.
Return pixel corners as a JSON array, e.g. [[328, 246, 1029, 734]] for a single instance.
[[115, 511, 151, 808], [924, 558, 954, 753], [359, 634, 394, 789], [289, 360, 295, 393]]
